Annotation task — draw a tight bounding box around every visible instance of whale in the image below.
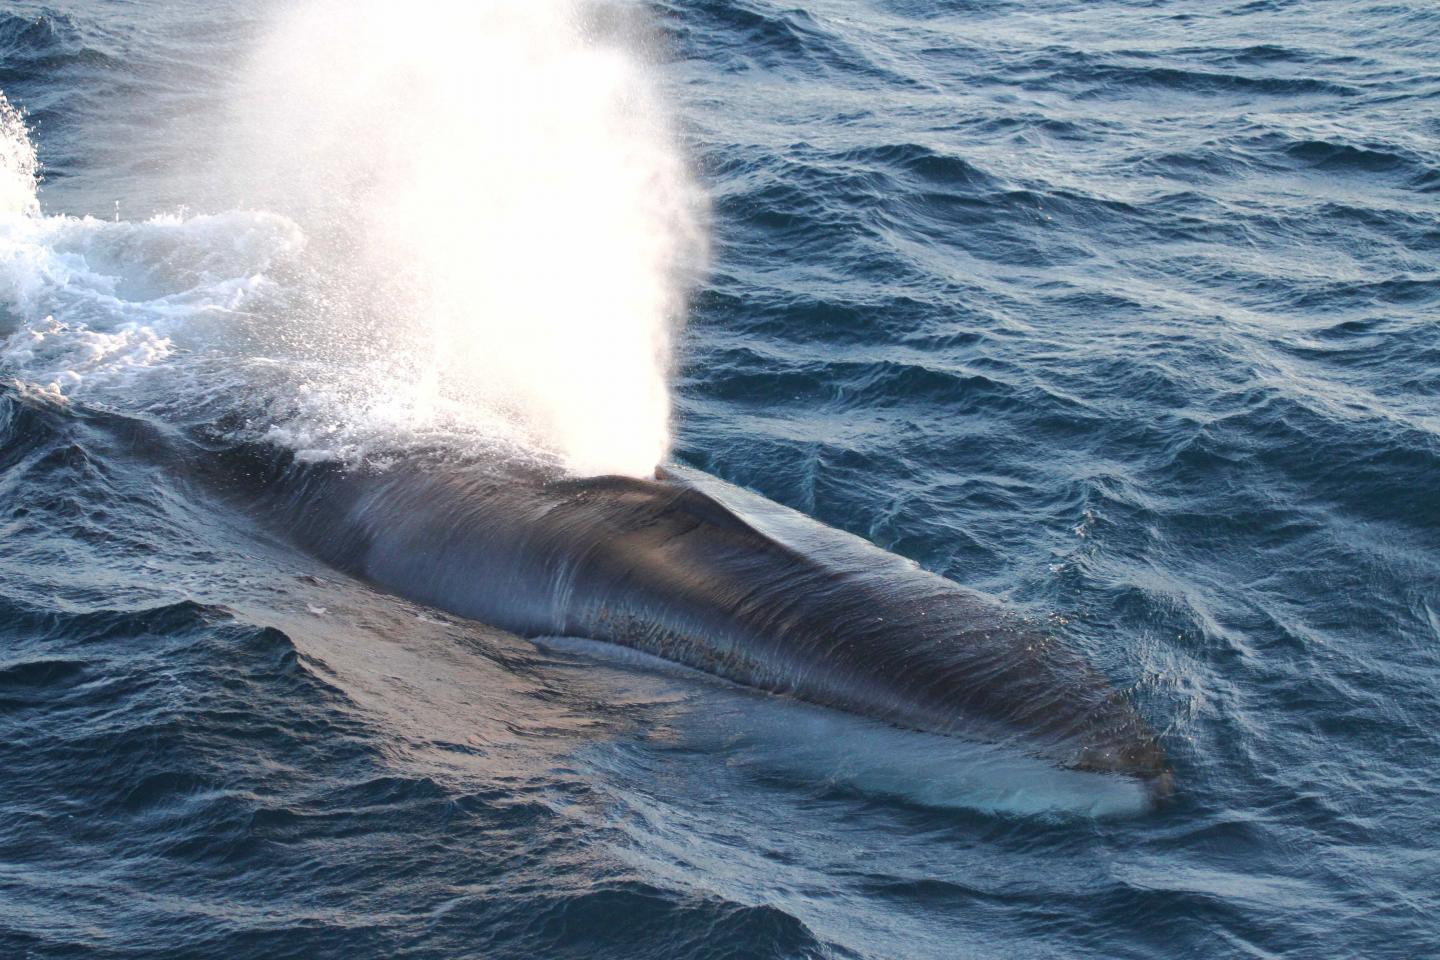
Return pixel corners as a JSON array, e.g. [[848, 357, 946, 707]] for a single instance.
[[212, 442, 1170, 795]]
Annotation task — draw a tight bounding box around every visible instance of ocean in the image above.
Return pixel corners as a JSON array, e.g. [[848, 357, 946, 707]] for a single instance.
[[1, 1, 1437, 957]]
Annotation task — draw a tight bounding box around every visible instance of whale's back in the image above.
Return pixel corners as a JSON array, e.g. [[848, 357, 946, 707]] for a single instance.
[[222, 449, 1166, 783]]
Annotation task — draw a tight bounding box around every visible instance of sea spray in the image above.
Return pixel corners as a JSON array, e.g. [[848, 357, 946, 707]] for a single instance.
[[0, 92, 38, 218], [224, 0, 707, 476]]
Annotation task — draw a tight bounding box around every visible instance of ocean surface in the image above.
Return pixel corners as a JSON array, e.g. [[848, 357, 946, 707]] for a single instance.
[[2, 1, 1438, 958]]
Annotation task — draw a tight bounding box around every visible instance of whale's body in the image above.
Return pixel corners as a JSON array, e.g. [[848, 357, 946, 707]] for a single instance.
[[228, 449, 1168, 789]]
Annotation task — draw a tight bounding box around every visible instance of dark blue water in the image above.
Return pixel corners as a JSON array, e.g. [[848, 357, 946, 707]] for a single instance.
[[2, 1, 1438, 958]]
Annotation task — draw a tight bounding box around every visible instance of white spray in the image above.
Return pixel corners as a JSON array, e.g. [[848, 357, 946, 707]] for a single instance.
[[225, 0, 706, 476], [0, 94, 38, 218]]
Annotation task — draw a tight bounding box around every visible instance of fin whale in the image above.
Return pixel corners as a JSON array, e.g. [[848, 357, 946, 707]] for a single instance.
[[221, 446, 1169, 794], [0, 383, 1165, 792]]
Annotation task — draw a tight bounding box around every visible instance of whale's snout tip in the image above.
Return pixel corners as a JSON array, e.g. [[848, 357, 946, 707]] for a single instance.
[[1143, 769, 1175, 808], [1073, 737, 1173, 809]]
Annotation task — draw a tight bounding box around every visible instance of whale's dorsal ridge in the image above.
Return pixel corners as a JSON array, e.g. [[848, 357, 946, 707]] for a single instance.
[[551, 470, 796, 557]]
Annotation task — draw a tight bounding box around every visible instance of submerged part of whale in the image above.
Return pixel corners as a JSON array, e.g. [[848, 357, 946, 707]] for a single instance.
[[220, 446, 1169, 792]]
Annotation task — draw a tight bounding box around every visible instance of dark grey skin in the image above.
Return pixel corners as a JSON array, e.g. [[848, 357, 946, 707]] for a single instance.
[[234, 450, 1170, 796]]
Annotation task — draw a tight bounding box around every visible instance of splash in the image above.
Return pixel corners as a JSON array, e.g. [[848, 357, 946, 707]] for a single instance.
[[0, 90, 302, 406], [225, 0, 706, 476], [0, 92, 38, 217]]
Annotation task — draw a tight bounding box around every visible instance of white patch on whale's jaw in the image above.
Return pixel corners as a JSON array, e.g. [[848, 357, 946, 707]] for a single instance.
[[538, 632, 1158, 820]]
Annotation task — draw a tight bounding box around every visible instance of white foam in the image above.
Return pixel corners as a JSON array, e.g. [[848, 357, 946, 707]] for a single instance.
[[0, 169, 304, 403]]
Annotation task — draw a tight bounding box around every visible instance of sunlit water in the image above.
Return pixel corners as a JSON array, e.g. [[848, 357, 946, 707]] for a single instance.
[[1, 1, 1437, 958]]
